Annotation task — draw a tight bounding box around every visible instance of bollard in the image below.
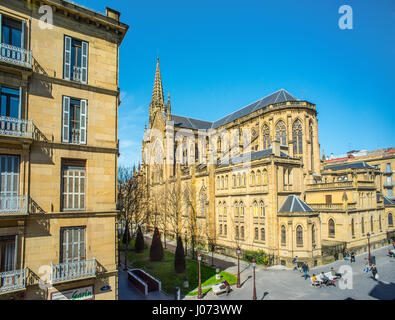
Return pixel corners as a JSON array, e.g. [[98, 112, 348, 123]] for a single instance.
[[174, 286, 181, 300]]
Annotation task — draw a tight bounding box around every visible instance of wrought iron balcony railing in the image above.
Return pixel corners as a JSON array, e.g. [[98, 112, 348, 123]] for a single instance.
[[72, 66, 82, 82], [51, 259, 96, 283], [0, 117, 33, 139], [0, 43, 32, 69], [0, 195, 28, 215], [0, 268, 26, 294]]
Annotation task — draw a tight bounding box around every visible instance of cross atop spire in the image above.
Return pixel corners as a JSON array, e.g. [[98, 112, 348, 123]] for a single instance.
[[151, 57, 165, 108]]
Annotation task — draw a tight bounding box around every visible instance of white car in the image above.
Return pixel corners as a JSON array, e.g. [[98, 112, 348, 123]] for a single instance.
[[212, 283, 227, 295]]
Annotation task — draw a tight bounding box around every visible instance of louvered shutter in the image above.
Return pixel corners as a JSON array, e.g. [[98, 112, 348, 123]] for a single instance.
[[62, 96, 70, 143], [80, 99, 87, 144], [64, 36, 72, 80], [81, 41, 88, 84]]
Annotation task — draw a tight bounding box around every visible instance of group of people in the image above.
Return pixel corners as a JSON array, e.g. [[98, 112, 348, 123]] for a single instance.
[[311, 268, 341, 287], [344, 250, 356, 263]]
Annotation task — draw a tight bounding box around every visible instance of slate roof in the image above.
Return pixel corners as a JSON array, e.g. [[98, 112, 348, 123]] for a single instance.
[[279, 195, 314, 213], [218, 148, 290, 167], [324, 162, 373, 171], [169, 89, 299, 130], [383, 196, 395, 206]]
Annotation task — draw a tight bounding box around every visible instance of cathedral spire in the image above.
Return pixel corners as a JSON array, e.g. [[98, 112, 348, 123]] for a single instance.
[[151, 57, 165, 108]]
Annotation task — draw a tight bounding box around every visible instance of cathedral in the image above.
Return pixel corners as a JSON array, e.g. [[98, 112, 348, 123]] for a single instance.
[[139, 59, 395, 266]]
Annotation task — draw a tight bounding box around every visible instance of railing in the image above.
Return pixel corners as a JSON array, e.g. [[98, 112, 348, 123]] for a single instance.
[[0, 43, 32, 69], [0, 195, 28, 214], [51, 259, 96, 283], [356, 181, 375, 188], [307, 181, 353, 190], [72, 66, 82, 82], [0, 268, 26, 294], [0, 117, 33, 139], [71, 128, 80, 144], [309, 203, 357, 211]]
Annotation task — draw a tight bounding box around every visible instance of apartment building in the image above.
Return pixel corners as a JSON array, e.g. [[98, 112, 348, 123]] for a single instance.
[[0, 0, 128, 300]]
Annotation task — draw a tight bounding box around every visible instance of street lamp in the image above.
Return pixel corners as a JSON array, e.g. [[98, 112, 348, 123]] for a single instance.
[[367, 233, 371, 265], [197, 253, 202, 299], [236, 247, 241, 288], [252, 258, 257, 300]]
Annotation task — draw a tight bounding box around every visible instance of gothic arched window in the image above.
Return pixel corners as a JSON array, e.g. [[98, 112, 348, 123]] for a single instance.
[[240, 226, 245, 239], [261, 228, 265, 241], [388, 213, 393, 227], [251, 171, 256, 185], [240, 202, 244, 217], [328, 219, 335, 237], [253, 201, 258, 217], [293, 119, 303, 154], [254, 228, 259, 240], [275, 121, 287, 145], [312, 224, 316, 245], [281, 225, 286, 246], [234, 202, 239, 216], [263, 124, 270, 150], [296, 226, 303, 247]]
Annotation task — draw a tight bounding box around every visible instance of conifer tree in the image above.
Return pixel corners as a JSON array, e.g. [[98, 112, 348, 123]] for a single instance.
[[135, 225, 145, 253], [174, 236, 186, 273], [150, 227, 164, 262]]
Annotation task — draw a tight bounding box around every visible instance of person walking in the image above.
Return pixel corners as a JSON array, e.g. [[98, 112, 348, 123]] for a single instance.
[[344, 250, 349, 261], [292, 256, 298, 271], [223, 280, 230, 296], [302, 262, 309, 280], [350, 251, 356, 263], [363, 258, 370, 273], [371, 265, 379, 281]]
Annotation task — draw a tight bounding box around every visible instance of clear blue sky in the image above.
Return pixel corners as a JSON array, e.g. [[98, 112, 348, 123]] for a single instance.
[[76, 0, 394, 167]]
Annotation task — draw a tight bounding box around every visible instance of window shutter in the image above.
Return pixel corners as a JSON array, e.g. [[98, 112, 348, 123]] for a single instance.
[[81, 41, 88, 84], [0, 14, 2, 44], [80, 99, 87, 144], [18, 87, 22, 119], [21, 21, 25, 49], [62, 96, 70, 143], [64, 36, 72, 80]]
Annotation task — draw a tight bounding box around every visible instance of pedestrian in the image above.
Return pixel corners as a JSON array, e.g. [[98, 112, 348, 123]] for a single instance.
[[371, 264, 379, 281], [302, 262, 309, 280], [223, 280, 230, 296], [344, 250, 349, 261], [330, 267, 342, 279], [292, 256, 298, 271], [350, 251, 356, 263], [363, 258, 370, 273]]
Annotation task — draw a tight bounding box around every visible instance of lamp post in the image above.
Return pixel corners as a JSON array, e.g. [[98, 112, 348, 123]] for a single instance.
[[252, 258, 257, 300], [367, 233, 371, 265], [197, 253, 202, 299], [237, 247, 241, 288]]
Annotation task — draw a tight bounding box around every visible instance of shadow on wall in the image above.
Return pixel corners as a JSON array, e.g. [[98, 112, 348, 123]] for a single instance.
[[30, 58, 53, 99]]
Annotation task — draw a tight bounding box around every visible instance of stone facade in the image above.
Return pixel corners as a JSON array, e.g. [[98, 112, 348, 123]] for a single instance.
[[0, 0, 128, 300], [139, 59, 395, 268]]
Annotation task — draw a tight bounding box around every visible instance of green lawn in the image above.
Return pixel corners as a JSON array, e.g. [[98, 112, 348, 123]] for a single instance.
[[124, 240, 237, 296]]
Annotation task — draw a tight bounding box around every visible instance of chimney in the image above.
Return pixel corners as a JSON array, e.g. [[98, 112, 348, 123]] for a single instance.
[[272, 140, 280, 157], [106, 7, 120, 22]]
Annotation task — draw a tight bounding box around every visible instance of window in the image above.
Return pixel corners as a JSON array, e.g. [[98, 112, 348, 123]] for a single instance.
[[0, 86, 20, 118], [257, 170, 262, 185], [224, 224, 227, 236], [389, 213, 393, 227], [254, 228, 258, 240], [1, 16, 24, 48], [361, 217, 365, 234], [312, 224, 316, 245], [0, 155, 20, 211], [263, 124, 270, 150], [218, 202, 222, 216], [233, 175, 236, 188], [296, 226, 303, 247], [221, 176, 224, 189], [326, 195, 332, 204], [64, 36, 88, 83], [240, 202, 244, 217], [225, 176, 228, 188], [0, 236, 16, 272], [243, 173, 246, 186], [261, 228, 265, 242], [62, 97, 87, 144], [281, 225, 286, 246], [292, 119, 303, 154], [240, 226, 244, 239], [219, 224, 223, 235], [263, 170, 268, 184], [235, 226, 239, 239], [275, 121, 287, 145], [260, 201, 265, 217], [351, 219, 355, 237], [61, 162, 86, 211], [328, 219, 335, 237], [253, 201, 258, 217], [223, 203, 227, 217], [379, 215, 382, 231], [251, 171, 255, 185], [237, 173, 241, 187], [234, 202, 239, 216], [60, 227, 86, 263]]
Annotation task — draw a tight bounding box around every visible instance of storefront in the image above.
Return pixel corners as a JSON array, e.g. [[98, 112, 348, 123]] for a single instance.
[[50, 286, 94, 301]]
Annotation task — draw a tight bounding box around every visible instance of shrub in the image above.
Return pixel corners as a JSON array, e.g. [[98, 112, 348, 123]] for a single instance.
[[174, 236, 186, 273], [150, 227, 164, 262], [135, 226, 145, 253], [122, 220, 131, 245], [242, 250, 269, 265]]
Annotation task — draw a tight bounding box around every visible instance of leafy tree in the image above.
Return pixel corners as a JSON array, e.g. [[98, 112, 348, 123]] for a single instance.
[[150, 227, 164, 262], [135, 225, 145, 253], [174, 236, 186, 273]]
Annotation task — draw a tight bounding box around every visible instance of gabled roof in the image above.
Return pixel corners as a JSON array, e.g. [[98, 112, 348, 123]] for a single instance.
[[324, 162, 373, 171], [279, 195, 314, 213], [168, 89, 299, 130]]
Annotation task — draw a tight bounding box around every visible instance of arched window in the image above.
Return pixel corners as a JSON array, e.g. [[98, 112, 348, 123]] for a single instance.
[[261, 228, 265, 241], [217, 176, 220, 189], [235, 226, 239, 239], [255, 227, 259, 240], [362, 217, 365, 234], [240, 226, 245, 239], [234, 202, 239, 216], [253, 201, 258, 217], [240, 202, 244, 217], [237, 173, 241, 187], [281, 225, 286, 246], [233, 175, 236, 187], [218, 202, 222, 216], [260, 201, 265, 217], [275, 121, 287, 145], [225, 175, 228, 188], [219, 224, 223, 235], [292, 119, 303, 155], [224, 224, 227, 236], [351, 219, 355, 237], [251, 171, 256, 185], [263, 124, 270, 150], [263, 170, 268, 184], [328, 219, 335, 237], [221, 176, 224, 189], [388, 213, 393, 227], [243, 173, 246, 186], [223, 203, 227, 217], [371, 216, 374, 233], [312, 224, 316, 245], [257, 170, 262, 185], [296, 226, 303, 247]]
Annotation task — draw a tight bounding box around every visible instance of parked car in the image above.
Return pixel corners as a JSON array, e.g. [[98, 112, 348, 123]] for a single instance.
[[212, 283, 227, 295]]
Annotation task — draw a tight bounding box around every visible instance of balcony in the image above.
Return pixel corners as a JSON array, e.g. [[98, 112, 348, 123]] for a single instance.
[[309, 203, 357, 211], [0, 43, 32, 69], [51, 259, 96, 283], [0, 117, 33, 139], [0, 195, 28, 215], [0, 268, 26, 294], [307, 181, 353, 190]]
